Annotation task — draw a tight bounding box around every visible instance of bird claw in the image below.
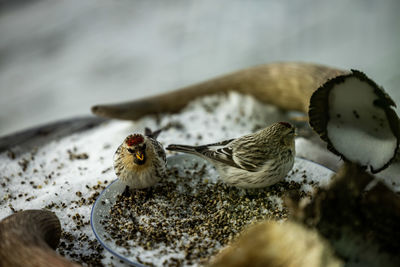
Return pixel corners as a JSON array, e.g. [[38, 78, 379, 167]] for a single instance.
[[122, 185, 131, 197], [144, 187, 154, 201]]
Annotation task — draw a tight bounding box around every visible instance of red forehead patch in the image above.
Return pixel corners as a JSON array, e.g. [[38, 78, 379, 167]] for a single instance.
[[126, 134, 144, 146], [279, 122, 292, 128]]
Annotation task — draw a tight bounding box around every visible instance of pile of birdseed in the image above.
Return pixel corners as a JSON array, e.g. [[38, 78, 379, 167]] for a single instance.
[[97, 156, 329, 267]]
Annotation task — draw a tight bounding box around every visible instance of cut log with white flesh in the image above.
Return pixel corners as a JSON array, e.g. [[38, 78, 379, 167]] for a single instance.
[[309, 70, 400, 173]]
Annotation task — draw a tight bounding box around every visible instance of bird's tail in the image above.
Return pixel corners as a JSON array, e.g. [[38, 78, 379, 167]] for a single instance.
[[166, 144, 199, 155]]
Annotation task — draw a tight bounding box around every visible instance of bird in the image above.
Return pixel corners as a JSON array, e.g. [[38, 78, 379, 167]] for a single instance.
[[166, 122, 296, 188], [113, 128, 167, 192]]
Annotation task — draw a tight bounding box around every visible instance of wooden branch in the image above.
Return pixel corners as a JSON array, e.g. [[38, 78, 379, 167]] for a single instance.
[[0, 210, 79, 267], [92, 62, 348, 120]]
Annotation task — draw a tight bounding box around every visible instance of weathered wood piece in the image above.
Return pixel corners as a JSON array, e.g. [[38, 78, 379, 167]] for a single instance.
[[0, 210, 80, 267], [92, 62, 348, 119]]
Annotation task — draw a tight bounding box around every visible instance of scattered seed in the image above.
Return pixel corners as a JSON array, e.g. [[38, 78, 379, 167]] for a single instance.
[[101, 164, 304, 266]]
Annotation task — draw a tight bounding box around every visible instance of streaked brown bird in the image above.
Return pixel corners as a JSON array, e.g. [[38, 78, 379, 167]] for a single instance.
[[167, 122, 295, 188], [113, 129, 166, 190]]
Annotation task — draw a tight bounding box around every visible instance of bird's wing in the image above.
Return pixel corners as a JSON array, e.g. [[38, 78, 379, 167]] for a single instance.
[[196, 139, 261, 172], [149, 138, 166, 163], [195, 139, 235, 149]]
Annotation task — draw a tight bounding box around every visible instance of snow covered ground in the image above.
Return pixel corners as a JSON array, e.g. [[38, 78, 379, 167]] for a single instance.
[[1, 92, 399, 266], [0, 93, 338, 266]]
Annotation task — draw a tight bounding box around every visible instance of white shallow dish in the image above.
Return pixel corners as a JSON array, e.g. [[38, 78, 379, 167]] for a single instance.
[[91, 155, 334, 266]]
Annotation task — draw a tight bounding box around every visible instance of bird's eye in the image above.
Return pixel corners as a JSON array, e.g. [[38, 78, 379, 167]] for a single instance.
[[127, 148, 135, 154]]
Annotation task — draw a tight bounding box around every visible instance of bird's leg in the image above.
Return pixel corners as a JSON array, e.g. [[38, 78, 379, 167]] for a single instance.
[[144, 187, 154, 201], [122, 185, 131, 197]]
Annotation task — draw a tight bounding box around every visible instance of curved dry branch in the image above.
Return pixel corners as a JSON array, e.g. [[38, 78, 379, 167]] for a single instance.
[[0, 210, 79, 267], [92, 62, 348, 120]]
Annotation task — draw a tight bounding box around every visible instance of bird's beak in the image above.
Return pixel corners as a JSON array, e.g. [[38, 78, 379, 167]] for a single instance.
[[136, 151, 144, 161]]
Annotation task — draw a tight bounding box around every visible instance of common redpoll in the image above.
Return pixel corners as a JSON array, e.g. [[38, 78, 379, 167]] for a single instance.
[[113, 130, 166, 190], [166, 122, 295, 188]]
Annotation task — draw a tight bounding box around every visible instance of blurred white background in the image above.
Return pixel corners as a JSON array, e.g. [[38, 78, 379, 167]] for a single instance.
[[0, 0, 399, 137]]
